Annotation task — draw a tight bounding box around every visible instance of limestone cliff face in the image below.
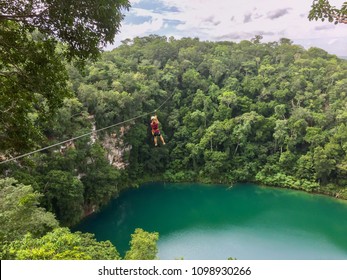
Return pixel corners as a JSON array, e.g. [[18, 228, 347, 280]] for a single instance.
[[82, 124, 131, 217], [101, 126, 131, 169], [89, 117, 131, 169]]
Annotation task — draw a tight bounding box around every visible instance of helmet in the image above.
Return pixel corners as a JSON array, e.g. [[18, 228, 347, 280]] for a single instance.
[[151, 116, 155, 120]]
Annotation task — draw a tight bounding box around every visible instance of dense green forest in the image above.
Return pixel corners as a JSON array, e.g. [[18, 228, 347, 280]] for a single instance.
[[1, 0, 347, 260], [2, 35, 347, 259]]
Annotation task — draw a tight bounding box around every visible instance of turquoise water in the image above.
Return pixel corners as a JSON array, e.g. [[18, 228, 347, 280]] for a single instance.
[[75, 183, 347, 259]]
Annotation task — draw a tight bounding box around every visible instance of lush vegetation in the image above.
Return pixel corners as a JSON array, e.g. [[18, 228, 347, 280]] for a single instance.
[[0, 0, 160, 260], [59, 35, 347, 198], [1, 0, 347, 260], [0, 176, 157, 260], [309, 0, 347, 24], [0, 0, 129, 152], [2, 35, 347, 259]]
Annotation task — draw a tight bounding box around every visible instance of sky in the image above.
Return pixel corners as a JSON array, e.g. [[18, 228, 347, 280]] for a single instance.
[[109, 0, 347, 57]]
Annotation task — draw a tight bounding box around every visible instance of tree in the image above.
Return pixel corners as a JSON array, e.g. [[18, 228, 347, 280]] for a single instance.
[[0, 0, 130, 60], [313, 146, 336, 183], [81, 143, 122, 209], [0, 21, 70, 152], [182, 68, 204, 93], [2, 227, 120, 260], [42, 170, 84, 226], [203, 150, 229, 178], [0, 0, 130, 154], [304, 127, 327, 147], [124, 228, 159, 260], [45, 97, 91, 140], [0, 178, 58, 245], [309, 1, 347, 24], [218, 91, 238, 109], [273, 120, 289, 153]]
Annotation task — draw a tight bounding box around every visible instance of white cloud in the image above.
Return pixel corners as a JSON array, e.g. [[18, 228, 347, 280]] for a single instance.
[[111, 0, 347, 56], [267, 8, 291, 20], [119, 16, 164, 39]]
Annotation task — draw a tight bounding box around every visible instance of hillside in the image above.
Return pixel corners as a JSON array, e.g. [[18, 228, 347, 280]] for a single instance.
[[1, 36, 347, 260]]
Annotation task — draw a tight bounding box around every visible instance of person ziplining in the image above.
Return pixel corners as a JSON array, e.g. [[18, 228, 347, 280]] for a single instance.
[[0, 91, 174, 165], [150, 113, 166, 146]]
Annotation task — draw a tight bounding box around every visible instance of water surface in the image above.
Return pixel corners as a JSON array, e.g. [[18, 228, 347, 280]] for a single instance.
[[75, 183, 347, 259]]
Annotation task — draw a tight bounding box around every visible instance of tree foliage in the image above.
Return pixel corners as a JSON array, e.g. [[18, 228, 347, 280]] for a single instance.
[[0, 0, 130, 60], [0, 0, 130, 154], [0, 178, 58, 246], [125, 228, 159, 260], [0, 21, 70, 152], [78, 35, 346, 197], [2, 35, 347, 259], [309, 0, 347, 24], [3, 35, 347, 207], [2, 227, 120, 260]]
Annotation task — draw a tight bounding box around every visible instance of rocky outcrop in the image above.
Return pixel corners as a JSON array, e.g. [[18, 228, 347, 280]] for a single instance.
[[102, 126, 131, 169]]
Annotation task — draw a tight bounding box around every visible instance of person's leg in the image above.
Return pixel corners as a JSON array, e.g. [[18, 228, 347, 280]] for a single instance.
[[160, 135, 166, 144], [154, 136, 158, 146]]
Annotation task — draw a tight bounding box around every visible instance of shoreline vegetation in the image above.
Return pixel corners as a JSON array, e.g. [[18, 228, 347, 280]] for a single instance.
[[127, 175, 347, 204]]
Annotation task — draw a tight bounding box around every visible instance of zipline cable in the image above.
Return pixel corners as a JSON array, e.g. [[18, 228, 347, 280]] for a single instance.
[[0, 91, 175, 165], [154, 90, 174, 112]]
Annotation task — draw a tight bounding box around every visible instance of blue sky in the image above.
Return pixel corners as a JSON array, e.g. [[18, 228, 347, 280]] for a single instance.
[[110, 0, 347, 56]]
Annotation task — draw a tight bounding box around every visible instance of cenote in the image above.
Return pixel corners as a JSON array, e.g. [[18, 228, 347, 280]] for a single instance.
[[75, 183, 347, 260]]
